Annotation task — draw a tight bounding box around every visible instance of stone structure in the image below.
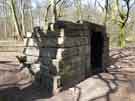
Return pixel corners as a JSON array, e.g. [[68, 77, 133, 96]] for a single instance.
[[23, 20, 109, 94]]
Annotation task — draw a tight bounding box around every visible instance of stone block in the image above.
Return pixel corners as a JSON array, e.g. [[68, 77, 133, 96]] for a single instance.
[[61, 47, 79, 59], [24, 37, 58, 47], [49, 56, 83, 76], [24, 36, 88, 48], [24, 47, 57, 58], [59, 56, 83, 74], [26, 32, 32, 38], [31, 63, 40, 74], [26, 55, 39, 63], [24, 38, 37, 46], [54, 21, 88, 31], [52, 75, 61, 94], [79, 45, 90, 56], [24, 46, 81, 61], [60, 61, 85, 86], [24, 47, 39, 56], [40, 57, 52, 65], [39, 48, 57, 58], [64, 30, 88, 37]]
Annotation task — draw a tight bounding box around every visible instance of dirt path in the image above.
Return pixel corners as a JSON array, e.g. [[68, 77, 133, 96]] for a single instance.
[[49, 47, 135, 101], [0, 47, 135, 101]]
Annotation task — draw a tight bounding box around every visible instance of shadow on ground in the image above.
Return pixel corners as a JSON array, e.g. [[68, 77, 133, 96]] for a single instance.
[[0, 47, 135, 101], [85, 47, 135, 101], [0, 61, 52, 101], [0, 82, 53, 101]]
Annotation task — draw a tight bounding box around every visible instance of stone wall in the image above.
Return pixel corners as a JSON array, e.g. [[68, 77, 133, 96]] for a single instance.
[[84, 21, 109, 68], [24, 21, 109, 94]]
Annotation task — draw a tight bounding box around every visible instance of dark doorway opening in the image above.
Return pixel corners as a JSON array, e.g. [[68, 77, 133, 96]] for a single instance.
[[91, 32, 103, 74]]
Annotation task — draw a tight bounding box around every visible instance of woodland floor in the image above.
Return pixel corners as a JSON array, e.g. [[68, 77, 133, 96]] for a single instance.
[[0, 47, 135, 101]]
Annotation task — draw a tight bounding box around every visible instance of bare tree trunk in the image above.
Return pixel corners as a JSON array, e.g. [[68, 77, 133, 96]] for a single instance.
[[50, 0, 56, 31], [29, 8, 33, 32], [4, 0, 7, 39], [74, 0, 83, 23], [104, 0, 108, 26], [20, 0, 25, 36], [116, 0, 132, 48], [119, 25, 126, 48], [44, 0, 61, 31], [10, 0, 23, 40], [44, 4, 50, 31]]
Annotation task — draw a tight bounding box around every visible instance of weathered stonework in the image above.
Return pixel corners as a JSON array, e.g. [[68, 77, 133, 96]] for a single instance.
[[24, 20, 109, 94]]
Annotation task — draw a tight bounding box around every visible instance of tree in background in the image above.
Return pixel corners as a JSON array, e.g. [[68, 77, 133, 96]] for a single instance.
[[95, 0, 135, 48], [20, 0, 25, 36], [0, 0, 32, 40], [10, 0, 23, 40], [44, 0, 62, 31], [116, 0, 135, 48], [74, 0, 83, 23], [0, 0, 135, 48]]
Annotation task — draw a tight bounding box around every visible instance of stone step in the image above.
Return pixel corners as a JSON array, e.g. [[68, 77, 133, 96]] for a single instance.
[[0, 41, 23, 46], [0, 46, 24, 52], [0, 40, 24, 52]]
